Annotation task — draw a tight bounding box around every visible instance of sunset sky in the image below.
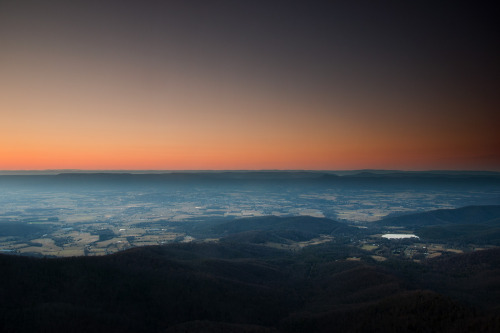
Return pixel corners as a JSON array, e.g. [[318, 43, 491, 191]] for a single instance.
[[1, 1, 499, 171]]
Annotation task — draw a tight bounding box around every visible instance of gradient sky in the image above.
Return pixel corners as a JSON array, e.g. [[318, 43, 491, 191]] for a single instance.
[[1, 1, 499, 170]]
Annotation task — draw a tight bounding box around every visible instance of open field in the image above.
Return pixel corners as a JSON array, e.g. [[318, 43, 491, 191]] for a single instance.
[[1, 173, 499, 256]]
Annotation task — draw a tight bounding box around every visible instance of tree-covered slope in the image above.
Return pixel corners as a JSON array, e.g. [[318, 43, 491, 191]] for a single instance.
[[1, 242, 499, 332]]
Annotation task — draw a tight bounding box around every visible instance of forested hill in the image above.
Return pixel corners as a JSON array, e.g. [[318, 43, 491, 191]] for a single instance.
[[198, 215, 357, 237], [379, 205, 500, 227], [1, 241, 499, 332], [378, 205, 500, 245]]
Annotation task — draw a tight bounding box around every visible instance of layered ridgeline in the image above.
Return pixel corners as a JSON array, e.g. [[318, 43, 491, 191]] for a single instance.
[[2, 209, 500, 332], [1, 171, 500, 188], [378, 205, 500, 245]]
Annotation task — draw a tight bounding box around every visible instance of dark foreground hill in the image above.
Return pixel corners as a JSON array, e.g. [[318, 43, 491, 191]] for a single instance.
[[1, 240, 499, 332]]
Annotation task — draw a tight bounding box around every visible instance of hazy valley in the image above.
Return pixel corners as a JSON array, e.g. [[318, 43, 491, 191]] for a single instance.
[[1, 172, 500, 332], [1, 172, 499, 257]]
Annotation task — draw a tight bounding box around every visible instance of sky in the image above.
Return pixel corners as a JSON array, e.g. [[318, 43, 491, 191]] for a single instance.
[[1, 1, 499, 171]]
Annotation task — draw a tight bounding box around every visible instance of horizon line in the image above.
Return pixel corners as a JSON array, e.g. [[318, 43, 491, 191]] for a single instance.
[[1, 169, 500, 174]]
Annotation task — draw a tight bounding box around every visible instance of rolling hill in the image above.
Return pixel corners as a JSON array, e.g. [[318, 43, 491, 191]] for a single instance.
[[378, 205, 500, 245], [379, 205, 500, 227], [1, 239, 499, 332]]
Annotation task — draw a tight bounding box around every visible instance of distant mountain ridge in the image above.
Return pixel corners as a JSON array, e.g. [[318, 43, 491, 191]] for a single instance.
[[1, 171, 499, 190], [1, 169, 499, 176]]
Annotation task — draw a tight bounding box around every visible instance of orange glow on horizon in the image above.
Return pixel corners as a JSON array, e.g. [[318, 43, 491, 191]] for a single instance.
[[1, 7, 499, 172]]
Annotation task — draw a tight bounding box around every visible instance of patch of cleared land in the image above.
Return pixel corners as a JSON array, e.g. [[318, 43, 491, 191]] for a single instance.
[[264, 235, 333, 251], [361, 244, 378, 251]]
